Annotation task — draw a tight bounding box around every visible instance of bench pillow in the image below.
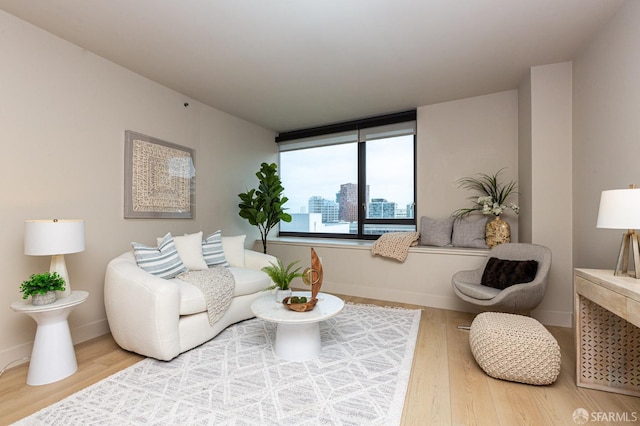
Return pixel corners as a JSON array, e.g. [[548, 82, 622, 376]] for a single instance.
[[420, 216, 454, 247], [452, 216, 489, 248]]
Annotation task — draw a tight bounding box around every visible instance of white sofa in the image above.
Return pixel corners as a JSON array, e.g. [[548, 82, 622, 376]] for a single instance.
[[104, 237, 276, 361]]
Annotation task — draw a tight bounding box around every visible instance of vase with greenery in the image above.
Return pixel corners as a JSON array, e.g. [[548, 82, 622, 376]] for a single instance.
[[20, 272, 66, 305], [261, 258, 304, 302], [238, 162, 292, 254], [453, 168, 519, 248], [452, 168, 519, 218]]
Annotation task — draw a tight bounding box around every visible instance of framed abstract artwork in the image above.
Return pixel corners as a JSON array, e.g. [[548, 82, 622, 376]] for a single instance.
[[124, 130, 195, 219]]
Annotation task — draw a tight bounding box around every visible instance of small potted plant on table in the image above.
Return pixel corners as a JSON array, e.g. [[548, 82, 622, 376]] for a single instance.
[[20, 272, 66, 306], [262, 258, 304, 302]]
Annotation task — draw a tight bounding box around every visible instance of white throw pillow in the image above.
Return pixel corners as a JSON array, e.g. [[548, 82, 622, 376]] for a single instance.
[[132, 233, 187, 279], [202, 230, 229, 267], [221, 235, 246, 267], [156, 232, 208, 271]]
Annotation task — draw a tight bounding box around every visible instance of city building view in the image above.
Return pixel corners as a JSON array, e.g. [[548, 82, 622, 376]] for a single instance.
[[280, 182, 415, 234]]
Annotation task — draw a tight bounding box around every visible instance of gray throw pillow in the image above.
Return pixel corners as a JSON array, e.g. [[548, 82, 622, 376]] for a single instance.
[[419, 216, 454, 246], [452, 216, 489, 248]]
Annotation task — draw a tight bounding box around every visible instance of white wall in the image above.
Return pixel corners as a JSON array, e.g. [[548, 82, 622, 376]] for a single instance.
[[0, 11, 276, 367], [521, 62, 574, 326], [518, 73, 533, 243], [417, 90, 520, 240], [573, 0, 640, 270]]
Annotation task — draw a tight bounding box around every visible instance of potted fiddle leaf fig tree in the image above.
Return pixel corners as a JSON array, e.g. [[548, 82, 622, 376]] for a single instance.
[[20, 271, 65, 305], [238, 162, 292, 254]]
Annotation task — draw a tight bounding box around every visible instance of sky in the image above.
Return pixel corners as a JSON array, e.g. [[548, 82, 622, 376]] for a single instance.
[[279, 135, 414, 214]]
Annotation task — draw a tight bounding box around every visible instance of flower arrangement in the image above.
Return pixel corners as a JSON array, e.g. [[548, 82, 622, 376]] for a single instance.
[[453, 168, 519, 218]]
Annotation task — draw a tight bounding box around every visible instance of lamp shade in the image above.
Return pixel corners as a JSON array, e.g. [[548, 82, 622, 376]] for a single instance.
[[24, 219, 85, 255], [596, 189, 640, 230]]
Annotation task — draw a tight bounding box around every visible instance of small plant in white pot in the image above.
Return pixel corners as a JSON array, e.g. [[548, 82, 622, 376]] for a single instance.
[[262, 259, 304, 302], [20, 272, 65, 305]]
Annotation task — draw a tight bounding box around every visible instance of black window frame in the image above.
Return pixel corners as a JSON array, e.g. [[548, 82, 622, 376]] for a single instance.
[[276, 110, 417, 240]]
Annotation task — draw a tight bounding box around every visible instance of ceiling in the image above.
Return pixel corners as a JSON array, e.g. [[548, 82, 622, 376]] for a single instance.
[[0, 0, 623, 132]]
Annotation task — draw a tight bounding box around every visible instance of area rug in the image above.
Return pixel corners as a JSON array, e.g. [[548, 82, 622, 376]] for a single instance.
[[16, 303, 421, 426]]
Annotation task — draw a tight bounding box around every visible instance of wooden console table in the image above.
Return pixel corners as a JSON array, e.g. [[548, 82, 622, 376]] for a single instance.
[[574, 269, 640, 397]]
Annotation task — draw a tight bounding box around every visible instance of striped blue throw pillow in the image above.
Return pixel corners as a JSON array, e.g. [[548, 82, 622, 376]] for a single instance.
[[202, 230, 229, 267], [132, 233, 187, 279]]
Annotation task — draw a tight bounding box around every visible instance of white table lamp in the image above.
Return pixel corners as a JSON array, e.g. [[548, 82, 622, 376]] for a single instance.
[[596, 186, 640, 278], [24, 219, 85, 297]]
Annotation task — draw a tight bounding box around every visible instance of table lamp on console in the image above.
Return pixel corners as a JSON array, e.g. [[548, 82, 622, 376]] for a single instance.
[[596, 185, 640, 278], [24, 219, 85, 297]]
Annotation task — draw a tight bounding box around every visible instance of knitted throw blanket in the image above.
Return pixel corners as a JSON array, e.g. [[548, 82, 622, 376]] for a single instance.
[[178, 267, 235, 326], [371, 231, 420, 263]]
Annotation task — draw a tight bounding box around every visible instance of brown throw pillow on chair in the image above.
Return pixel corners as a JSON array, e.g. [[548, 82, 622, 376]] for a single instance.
[[481, 257, 539, 290]]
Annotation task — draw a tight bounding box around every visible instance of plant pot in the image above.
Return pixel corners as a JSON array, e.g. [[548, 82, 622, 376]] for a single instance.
[[275, 288, 292, 303], [485, 216, 511, 248], [32, 291, 57, 306]]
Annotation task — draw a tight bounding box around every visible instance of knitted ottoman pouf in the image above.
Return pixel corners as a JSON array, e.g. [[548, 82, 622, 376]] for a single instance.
[[469, 312, 561, 385]]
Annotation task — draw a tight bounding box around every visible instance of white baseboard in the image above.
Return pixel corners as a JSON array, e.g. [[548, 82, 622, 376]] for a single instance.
[[531, 309, 574, 328], [72, 319, 110, 344], [0, 342, 32, 371], [0, 319, 111, 372], [322, 281, 573, 327]]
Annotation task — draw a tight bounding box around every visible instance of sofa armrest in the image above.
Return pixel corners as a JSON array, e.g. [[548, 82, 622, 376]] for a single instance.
[[244, 249, 278, 270], [104, 252, 181, 361]]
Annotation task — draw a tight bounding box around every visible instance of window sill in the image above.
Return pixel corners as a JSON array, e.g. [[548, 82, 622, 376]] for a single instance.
[[267, 236, 489, 257]]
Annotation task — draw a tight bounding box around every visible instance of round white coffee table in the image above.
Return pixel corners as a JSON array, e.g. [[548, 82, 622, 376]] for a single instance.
[[251, 291, 344, 361]]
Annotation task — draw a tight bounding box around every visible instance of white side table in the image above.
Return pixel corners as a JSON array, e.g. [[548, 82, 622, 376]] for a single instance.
[[11, 290, 89, 386]]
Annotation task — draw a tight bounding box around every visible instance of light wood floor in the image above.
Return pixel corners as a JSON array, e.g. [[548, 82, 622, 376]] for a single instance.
[[1, 295, 638, 425]]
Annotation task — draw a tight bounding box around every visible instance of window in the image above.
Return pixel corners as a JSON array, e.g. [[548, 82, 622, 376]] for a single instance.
[[277, 111, 416, 239]]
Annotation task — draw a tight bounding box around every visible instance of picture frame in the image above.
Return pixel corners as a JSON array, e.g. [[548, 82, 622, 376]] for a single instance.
[[124, 130, 195, 219]]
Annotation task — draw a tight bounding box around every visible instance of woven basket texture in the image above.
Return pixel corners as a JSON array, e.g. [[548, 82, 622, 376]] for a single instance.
[[469, 312, 561, 385]]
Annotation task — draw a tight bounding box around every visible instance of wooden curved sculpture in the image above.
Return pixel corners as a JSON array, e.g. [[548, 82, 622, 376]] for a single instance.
[[283, 248, 323, 312]]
